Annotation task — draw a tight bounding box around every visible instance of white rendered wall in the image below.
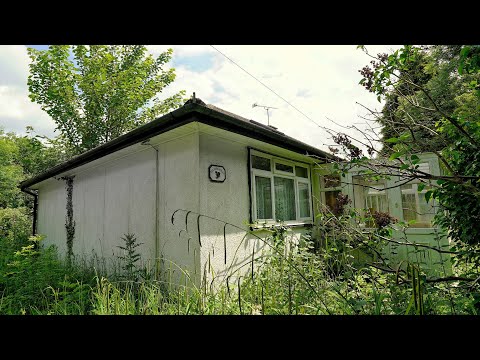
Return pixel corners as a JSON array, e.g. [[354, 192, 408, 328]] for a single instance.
[[37, 148, 157, 270], [37, 181, 68, 255], [35, 126, 311, 287], [156, 132, 200, 286], [36, 132, 200, 282], [198, 132, 308, 288]]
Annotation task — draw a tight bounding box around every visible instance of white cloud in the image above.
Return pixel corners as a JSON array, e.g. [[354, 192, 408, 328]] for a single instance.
[[0, 44, 401, 154], [0, 45, 31, 88], [0, 46, 57, 136], [147, 45, 214, 59], [160, 45, 401, 152]]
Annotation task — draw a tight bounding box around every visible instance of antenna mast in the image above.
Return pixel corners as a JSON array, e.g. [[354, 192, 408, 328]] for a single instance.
[[252, 103, 278, 126]]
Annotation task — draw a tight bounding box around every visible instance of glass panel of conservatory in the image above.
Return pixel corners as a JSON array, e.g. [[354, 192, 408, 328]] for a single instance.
[[324, 190, 341, 213], [401, 184, 435, 228], [255, 176, 272, 219], [352, 176, 389, 227], [324, 175, 341, 188], [298, 182, 311, 218], [365, 185, 389, 214], [274, 177, 296, 221]]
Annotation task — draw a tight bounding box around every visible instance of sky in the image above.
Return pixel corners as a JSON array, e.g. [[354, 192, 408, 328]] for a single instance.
[[0, 45, 400, 152]]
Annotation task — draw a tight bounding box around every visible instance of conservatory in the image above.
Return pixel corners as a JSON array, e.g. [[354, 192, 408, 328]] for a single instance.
[[314, 152, 451, 275]]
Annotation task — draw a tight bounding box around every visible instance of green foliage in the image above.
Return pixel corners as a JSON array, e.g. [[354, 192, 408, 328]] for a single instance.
[[0, 208, 31, 246], [0, 130, 24, 208], [13, 127, 67, 178], [27, 45, 186, 154], [116, 233, 144, 282], [0, 219, 478, 314], [405, 264, 425, 315], [0, 235, 97, 314], [459, 45, 480, 79], [0, 128, 66, 209], [61, 176, 75, 263], [356, 45, 480, 263]]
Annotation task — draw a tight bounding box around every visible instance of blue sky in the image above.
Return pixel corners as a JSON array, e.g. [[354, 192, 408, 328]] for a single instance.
[[0, 45, 399, 151]]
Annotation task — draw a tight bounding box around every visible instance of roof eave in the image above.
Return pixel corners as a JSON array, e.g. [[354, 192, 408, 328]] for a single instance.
[[20, 101, 339, 189], [20, 103, 198, 189]]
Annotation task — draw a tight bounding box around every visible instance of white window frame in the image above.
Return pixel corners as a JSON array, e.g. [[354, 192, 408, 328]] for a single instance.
[[273, 159, 295, 176], [296, 178, 312, 220], [250, 150, 313, 226]]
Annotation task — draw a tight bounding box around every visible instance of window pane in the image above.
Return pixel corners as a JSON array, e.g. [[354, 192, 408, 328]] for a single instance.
[[352, 176, 389, 227], [324, 190, 341, 213], [298, 182, 311, 218], [418, 193, 435, 226], [255, 176, 272, 219], [324, 175, 341, 188], [275, 162, 294, 173], [274, 177, 296, 221], [252, 155, 271, 171], [401, 184, 435, 228], [359, 180, 389, 213], [417, 162, 430, 174], [401, 193, 417, 222], [295, 166, 308, 178]]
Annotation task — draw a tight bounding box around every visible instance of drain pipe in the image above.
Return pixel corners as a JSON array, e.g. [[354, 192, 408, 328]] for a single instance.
[[141, 140, 160, 277], [20, 187, 38, 236]]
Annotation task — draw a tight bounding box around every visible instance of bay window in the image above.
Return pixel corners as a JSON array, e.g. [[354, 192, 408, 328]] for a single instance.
[[250, 150, 312, 225]]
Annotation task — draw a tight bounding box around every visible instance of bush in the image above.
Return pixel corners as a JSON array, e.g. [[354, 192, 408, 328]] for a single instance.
[[0, 207, 31, 247], [0, 235, 97, 314]]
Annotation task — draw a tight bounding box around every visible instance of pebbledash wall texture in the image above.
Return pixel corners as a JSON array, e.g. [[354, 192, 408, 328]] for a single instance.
[[24, 99, 331, 287]]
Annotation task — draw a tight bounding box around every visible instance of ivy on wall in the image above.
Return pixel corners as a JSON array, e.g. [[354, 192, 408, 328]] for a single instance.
[[61, 176, 75, 263]]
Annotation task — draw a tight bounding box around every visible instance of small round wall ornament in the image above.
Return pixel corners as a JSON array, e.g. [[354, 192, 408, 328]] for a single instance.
[[209, 165, 226, 182]]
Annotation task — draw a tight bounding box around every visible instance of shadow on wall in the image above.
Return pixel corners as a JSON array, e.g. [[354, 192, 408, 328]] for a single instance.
[[170, 209, 297, 289]]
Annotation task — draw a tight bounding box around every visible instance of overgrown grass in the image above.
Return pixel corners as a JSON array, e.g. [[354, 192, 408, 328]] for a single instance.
[[1, 213, 479, 315]]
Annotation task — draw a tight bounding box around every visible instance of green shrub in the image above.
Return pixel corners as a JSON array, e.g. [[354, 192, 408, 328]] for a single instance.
[[0, 207, 31, 247]]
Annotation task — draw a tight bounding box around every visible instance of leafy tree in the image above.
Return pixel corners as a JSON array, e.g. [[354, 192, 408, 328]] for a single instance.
[[365, 49, 439, 155], [13, 127, 66, 178], [0, 131, 23, 208], [0, 127, 66, 208], [27, 45, 186, 154], [351, 45, 480, 264]]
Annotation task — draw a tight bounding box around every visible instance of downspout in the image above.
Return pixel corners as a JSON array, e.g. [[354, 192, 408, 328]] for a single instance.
[[155, 145, 159, 277], [20, 187, 38, 236], [247, 147, 253, 230], [141, 140, 160, 277]]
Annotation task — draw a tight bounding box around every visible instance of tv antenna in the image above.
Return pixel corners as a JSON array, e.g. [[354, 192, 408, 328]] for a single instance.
[[252, 103, 277, 126]]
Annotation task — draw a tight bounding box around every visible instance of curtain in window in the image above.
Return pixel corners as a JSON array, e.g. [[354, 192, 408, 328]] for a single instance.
[[274, 177, 296, 221], [298, 182, 311, 218], [255, 176, 272, 219]]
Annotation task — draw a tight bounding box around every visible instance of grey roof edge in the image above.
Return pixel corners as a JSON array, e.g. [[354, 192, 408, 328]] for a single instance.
[[20, 100, 338, 189], [194, 104, 338, 161]]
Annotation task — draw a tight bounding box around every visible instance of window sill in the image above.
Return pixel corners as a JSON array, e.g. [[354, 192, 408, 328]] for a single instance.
[[250, 222, 313, 231]]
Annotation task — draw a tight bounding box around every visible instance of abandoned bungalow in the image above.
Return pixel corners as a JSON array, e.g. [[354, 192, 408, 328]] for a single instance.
[[20, 97, 449, 286]]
